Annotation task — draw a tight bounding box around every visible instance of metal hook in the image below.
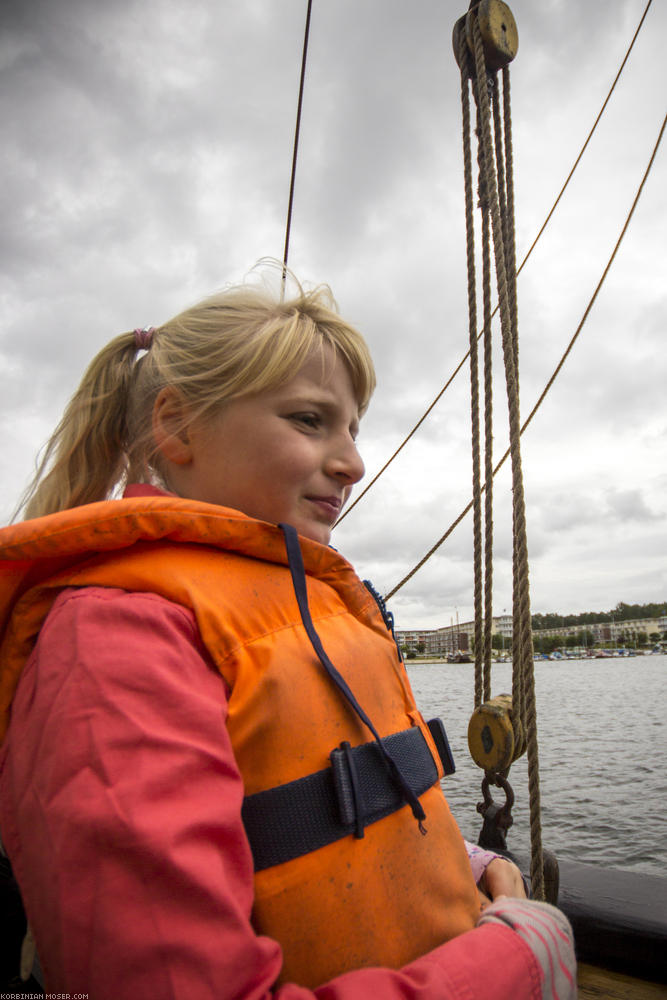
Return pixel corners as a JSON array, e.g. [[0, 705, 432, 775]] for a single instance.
[[477, 771, 515, 851]]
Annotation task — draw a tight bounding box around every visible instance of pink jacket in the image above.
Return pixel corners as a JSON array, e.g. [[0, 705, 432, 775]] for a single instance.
[[0, 584, 562, 999], [0, 490, 574, 998]]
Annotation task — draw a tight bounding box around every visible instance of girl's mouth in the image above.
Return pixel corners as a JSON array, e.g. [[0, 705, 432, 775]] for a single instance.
[[307, 495, 342, 520]]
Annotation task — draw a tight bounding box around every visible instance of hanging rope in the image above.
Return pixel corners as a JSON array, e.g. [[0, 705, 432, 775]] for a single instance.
[[455, 5, 544, 899], [384, 105, 665, 601], [459, 38, 484, 705], [282, 0, 313, 296], [336, 0, 654, 525], [391, 5, 664, 902]]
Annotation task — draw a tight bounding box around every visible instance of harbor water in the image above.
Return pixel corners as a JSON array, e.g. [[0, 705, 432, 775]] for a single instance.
[[406, 654, 667, 877]]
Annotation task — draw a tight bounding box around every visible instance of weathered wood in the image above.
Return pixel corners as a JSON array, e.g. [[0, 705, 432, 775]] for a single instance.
[[578, 962, 666, 999]]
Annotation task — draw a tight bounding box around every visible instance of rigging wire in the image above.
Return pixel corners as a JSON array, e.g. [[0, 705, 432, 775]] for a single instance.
[[336, 0, 654, 523], [281, 0, 313, 297], [385, 109, 666, 600]]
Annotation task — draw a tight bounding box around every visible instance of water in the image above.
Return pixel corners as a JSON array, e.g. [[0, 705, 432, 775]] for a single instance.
[[406, 654, 667, 876]]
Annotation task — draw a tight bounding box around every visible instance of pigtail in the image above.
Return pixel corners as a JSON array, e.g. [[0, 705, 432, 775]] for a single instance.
[[18, 333, 143, 519], [15, 262, 376, 522]]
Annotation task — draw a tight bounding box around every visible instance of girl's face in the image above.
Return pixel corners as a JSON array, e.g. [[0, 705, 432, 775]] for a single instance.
[[170, 345, 365, 544]]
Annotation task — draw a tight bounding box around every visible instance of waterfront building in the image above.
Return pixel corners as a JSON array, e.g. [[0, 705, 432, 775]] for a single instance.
[[395, 614, 666, 655]]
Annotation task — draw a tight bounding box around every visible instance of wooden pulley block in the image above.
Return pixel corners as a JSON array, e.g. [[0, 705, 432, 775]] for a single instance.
[[467, 1, 518, 72], [468, 693, 524, 771], [453, 1, 519, 74]]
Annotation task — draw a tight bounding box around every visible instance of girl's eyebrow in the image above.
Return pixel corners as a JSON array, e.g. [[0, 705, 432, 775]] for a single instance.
[[280, 388, 354, 410], [284, 394, 335, 409]]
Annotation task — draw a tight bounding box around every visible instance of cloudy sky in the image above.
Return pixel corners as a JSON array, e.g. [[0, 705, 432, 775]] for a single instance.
[[1, 0, 665, 629]]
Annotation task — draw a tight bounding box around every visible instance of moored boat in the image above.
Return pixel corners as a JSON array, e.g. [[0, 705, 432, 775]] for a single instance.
[[447, 651, 472, 663]]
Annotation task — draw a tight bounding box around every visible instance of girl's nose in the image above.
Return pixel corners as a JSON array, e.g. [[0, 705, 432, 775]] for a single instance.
[[327, 436, 365, 485]]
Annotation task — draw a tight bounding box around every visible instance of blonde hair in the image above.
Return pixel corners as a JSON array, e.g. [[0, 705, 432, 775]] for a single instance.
[[19, 271, 376, 519]]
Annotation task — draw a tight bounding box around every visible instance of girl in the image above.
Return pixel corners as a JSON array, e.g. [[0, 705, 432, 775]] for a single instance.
[[0, 271, 575, 998]]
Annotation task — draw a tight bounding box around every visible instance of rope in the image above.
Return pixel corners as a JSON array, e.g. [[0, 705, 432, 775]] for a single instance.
[[501, 60, 527, 753], [458, 36, 484, 707], [483, 83, 496, 701], [384, 107, 665, 600], [385, 105, 667, 899], [469, 14, 544, 900], [336, 0, 654, 524], [482, 210, 493, 704], [281, 0, 313, 296]]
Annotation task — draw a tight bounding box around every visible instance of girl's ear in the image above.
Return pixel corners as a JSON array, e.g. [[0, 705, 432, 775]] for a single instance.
[[152, 387, 193, 466]]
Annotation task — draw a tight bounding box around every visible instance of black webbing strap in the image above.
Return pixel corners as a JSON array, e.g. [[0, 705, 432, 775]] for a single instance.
[[278, 523, 427, 827], [242, 723, 447, 872]]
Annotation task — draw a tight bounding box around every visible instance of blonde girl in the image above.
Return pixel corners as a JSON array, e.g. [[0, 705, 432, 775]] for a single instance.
[[0, 268, 575, 999]]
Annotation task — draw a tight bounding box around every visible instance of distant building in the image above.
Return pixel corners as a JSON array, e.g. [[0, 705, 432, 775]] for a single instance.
[[395, 613, 666, 654], [396, 614, 511, 656]]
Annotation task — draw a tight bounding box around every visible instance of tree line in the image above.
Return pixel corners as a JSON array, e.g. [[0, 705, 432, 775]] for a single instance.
[[529, 629, 664, 655], [531, 600, 666, 631]]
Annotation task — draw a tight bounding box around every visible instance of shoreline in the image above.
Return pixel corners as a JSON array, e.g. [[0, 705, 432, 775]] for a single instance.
[[406, 649, 665, 664]]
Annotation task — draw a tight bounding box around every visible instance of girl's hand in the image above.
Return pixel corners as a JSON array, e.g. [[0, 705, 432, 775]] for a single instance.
[[477, 897, 577, 999], [478, 858, 527, 903]]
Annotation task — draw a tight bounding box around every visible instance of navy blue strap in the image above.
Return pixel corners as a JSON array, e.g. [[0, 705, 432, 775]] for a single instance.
[[243, 724, 443, 870], [279, 523, 426, 828]]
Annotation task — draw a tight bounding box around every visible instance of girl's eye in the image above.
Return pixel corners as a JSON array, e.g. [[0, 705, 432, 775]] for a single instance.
[[292, 413, 321, 430]]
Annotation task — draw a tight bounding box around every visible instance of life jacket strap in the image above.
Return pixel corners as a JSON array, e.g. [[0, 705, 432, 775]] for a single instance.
[[242, 720, 455, 872], [279, 522, 427, 827]]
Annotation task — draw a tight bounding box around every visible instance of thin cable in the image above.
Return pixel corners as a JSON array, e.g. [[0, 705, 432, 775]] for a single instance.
[[385, 110, 665, 600], [337, 0, 654, 521], [282, 0, 313, 297], [335, 355, 469, 525], [516, 0, 653, 279]]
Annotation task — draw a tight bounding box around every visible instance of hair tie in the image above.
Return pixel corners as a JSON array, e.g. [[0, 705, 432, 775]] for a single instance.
[[134, 327, 155, 351]]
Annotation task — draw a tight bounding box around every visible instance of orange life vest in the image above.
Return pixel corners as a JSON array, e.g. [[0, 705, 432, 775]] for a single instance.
[[0, 496, 479, 987]]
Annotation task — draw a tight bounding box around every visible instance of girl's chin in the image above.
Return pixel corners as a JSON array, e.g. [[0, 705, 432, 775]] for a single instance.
[[296, 520, 332, 546]]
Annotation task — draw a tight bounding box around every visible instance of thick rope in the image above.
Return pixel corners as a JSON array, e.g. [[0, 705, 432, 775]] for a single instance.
[[471, 15, 544, 901], [500, 63, 525, 740], [482, 99, 494, 702], [337, 0, 653, 525], [509, 48, 526, 740], [492, 80, 509, 287], [502, 65, 519, 377], [458, 33, 484, 707]]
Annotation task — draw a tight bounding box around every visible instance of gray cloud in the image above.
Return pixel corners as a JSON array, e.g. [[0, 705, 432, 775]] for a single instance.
[[605, 488, 661, 523], [1, 0, 665, 627]]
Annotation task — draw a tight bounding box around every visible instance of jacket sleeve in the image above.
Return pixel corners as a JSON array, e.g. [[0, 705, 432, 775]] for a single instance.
[[0, 586, 546, 1000]]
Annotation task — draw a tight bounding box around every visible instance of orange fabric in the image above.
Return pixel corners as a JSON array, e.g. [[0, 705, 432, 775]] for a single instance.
[[0, 496, 480, 987]]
